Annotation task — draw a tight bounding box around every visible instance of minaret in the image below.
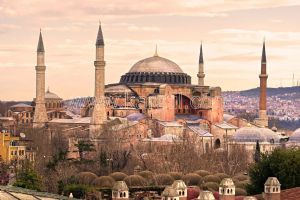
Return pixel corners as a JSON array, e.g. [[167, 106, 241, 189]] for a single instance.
[[197, 43, 205, 86], [257, 40, 268, 127], [33, 30, 48, 128], [90, 23, 106, 136]]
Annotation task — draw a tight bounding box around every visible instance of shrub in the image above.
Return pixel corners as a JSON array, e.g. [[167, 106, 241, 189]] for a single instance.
[[183, 173, 203, 186], [235, 188, 247, 196], [124, 175, 147, 187], [154, 174, 174, 186], [168, 172, 183, 180], [233, 174, 249, 182], [76, 172, 98, 185], [194, 170, 210, 177], [203, 175, 221, 183], [109, 172, 127, 181], [203, 182, 219, 191], [215, 173, 230, 180], [138, 171, 155, 185], [93, 176, 115, 188], [235, 180, 250, 189]]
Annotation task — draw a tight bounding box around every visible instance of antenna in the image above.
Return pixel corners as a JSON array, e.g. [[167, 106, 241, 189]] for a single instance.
[[293, 73, 295, 87]]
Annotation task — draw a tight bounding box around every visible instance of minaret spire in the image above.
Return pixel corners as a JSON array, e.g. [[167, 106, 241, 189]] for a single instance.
[[199, 42, 203, 64], [261, 39, 266, 64], [90, 22, 107, 136], [197, 42, 205, 86], [37, 30, 45, 52], [96, 23, 104, 46], [255, 40, 268, 127], [33, 29, 48, 128]]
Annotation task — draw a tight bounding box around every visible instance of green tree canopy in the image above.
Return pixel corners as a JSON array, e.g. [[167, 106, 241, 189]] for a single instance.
[[14, 161, 41, 191], [247, 148, 300, 195]]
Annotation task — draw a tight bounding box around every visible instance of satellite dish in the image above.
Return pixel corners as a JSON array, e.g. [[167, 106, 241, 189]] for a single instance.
[[20, 132, 26, 138]]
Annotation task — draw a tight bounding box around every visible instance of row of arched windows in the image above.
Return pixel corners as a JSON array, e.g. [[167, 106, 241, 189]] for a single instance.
[[46, 101, 63, 109], [120, 72, 191, 84]]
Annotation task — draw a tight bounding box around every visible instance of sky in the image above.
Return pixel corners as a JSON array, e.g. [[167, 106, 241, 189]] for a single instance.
[[1, 0, 300, 101]]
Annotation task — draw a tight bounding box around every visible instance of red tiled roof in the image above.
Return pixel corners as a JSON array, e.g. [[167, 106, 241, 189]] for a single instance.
[[280, 187, 300, 200]]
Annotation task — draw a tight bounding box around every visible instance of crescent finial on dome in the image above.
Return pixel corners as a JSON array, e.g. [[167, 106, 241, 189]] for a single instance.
[[154, 44, 158, 57]]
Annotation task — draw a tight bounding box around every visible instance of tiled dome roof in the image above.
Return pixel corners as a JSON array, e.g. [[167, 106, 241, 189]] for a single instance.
[[233, 127, 280, 143]]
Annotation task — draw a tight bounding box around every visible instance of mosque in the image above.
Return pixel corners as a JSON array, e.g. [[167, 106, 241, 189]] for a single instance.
[[2, 23, 299, 158]]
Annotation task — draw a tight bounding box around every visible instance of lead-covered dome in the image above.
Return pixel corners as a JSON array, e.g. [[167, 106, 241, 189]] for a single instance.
[[289, 128, 300, 143], [233, 127, 281, 143], [129, 56, 183, 73], [120, 55, 191, 85], [45, 90, 61, 99]]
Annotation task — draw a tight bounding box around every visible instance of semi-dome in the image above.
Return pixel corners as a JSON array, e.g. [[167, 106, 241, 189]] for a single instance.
[[129, 56, 183, 73], [288, 128, 300, 143], [120, 54, 191, 85], [45, 89, 61, 99], [233, 127, 281, 143]]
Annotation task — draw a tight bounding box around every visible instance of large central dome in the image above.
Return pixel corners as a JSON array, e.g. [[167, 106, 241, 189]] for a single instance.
[[120, 55, 191, 85], [129, 56, 184, 73]]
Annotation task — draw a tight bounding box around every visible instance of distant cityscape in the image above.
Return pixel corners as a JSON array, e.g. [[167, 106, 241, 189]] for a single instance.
[[224, 86, 300, 130]]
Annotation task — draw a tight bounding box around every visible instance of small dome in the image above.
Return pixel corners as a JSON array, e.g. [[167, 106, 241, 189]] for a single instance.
[[45, 89, 61, 99], [162, 186, 179, 197], [197, 191, 215, 200], [233, 127, 281, 143], [289, 128, 300, 143], [220, 178, 235, 187], [112, 181, 129, 191], [265, 177, 280, 186], [271, 126, 278, 132], [171, 180, 187, 190], [129, 56, 183, 73], [11, 103, 32, 108], [105, 84, 134, 94], [127, 113, 146, 121]]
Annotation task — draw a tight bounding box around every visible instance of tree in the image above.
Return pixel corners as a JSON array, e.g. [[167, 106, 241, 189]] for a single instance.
[[247, 148, 300, 195], [75, 140, 95, 161], [14, 161, 41, 191], [0, 159, 9, 185], [254, 140, 261, 163]]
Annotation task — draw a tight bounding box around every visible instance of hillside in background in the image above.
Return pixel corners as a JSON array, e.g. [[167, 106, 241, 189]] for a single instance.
[[238, 86, 300, 98]]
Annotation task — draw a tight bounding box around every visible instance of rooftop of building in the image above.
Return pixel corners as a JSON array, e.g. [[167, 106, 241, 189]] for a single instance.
[[0, 185, 76, 200]]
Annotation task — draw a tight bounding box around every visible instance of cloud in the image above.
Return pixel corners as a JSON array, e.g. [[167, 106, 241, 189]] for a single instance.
[[210, 53, 284, 62], [1, 0, 300, 20], [210, 29, 300, 46]]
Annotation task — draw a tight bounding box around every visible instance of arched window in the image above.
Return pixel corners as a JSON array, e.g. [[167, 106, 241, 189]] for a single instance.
[[215, 139, 221, 149]]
